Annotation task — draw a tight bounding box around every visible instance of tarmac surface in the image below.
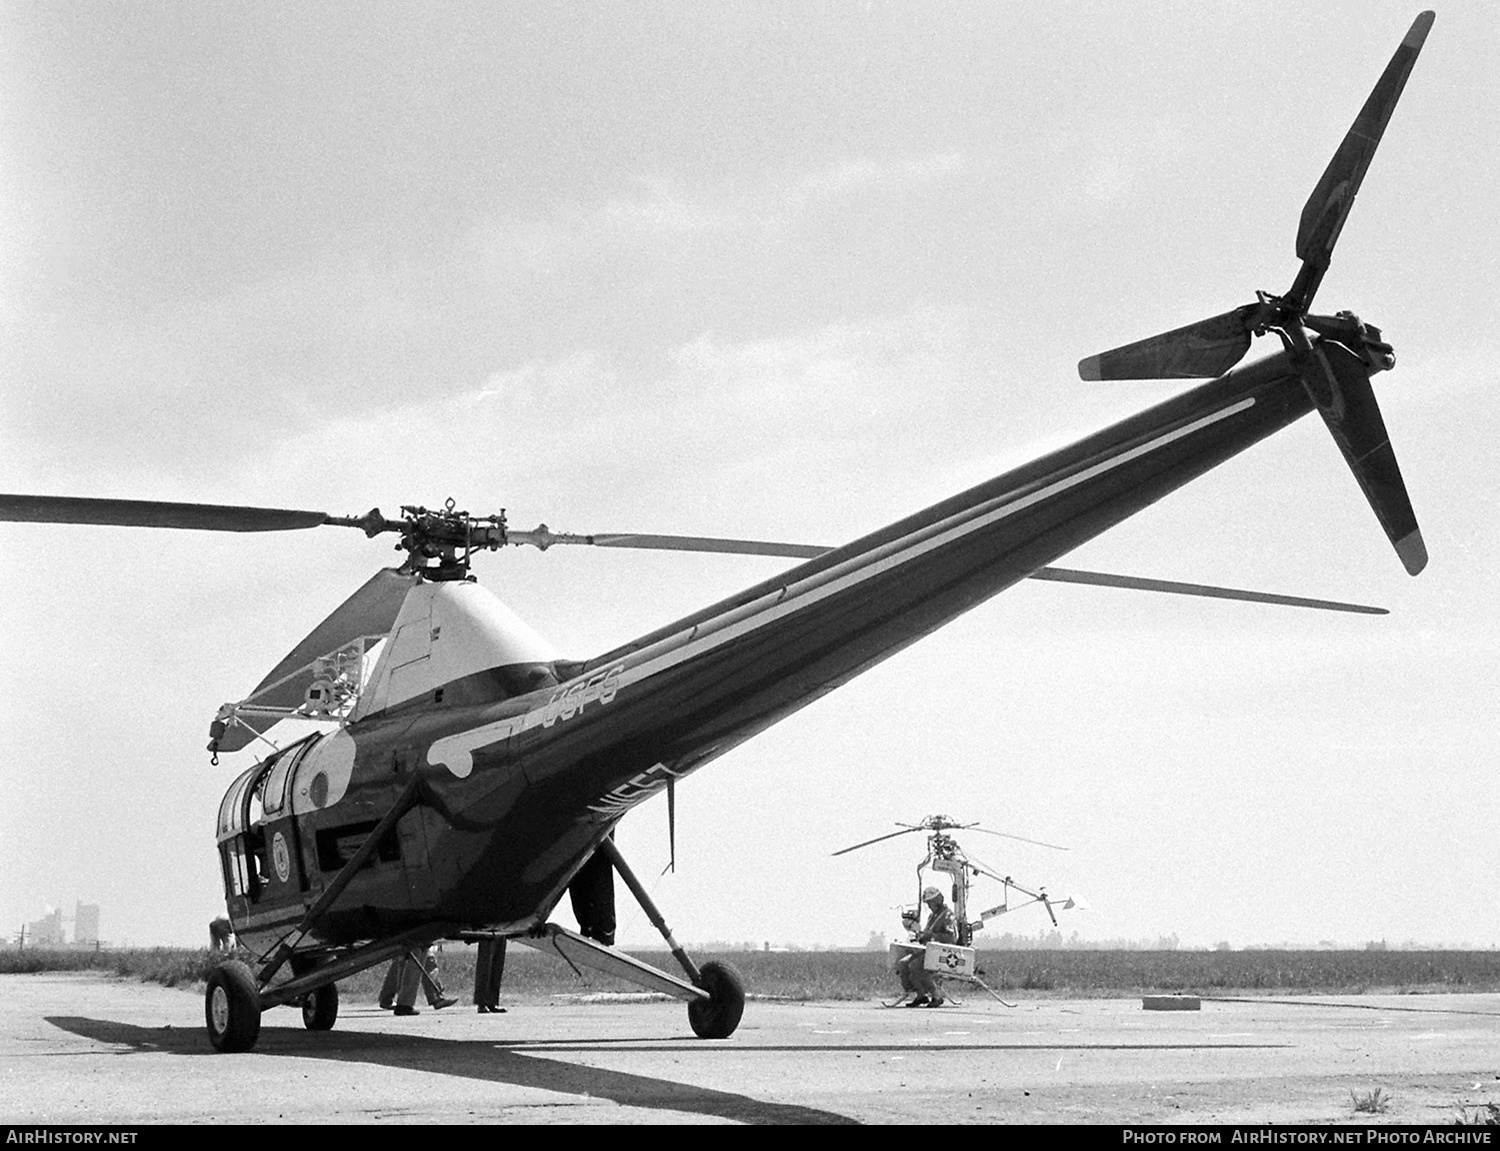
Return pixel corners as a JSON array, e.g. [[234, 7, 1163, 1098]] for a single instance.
[[2, 973, 1499, 1125]]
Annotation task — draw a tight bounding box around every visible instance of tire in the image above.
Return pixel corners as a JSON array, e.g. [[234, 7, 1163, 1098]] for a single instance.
[[687, 960, 745, 1039], [205, 960, 262, 1053], [301, 981, 339, 1031]]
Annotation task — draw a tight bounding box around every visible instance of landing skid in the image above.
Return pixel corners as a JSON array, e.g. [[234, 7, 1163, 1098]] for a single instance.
[[884, 976, 1018, 1010]]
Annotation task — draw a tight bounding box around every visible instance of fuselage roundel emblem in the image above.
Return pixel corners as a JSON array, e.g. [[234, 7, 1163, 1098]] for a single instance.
[[272, 832, 290, 884]]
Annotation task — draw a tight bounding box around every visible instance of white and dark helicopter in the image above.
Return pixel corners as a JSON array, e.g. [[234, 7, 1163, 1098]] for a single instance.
[[0, 13, 1433, 1052]]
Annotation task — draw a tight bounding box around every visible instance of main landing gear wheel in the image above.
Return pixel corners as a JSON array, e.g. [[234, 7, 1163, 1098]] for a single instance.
[[301, 982, 339, 1031], [688, 960, 745, 1039], [205, 960, 262, 1053]]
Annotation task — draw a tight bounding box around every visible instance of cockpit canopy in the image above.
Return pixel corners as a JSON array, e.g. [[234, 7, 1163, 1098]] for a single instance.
[[215, 734, 321, 843]]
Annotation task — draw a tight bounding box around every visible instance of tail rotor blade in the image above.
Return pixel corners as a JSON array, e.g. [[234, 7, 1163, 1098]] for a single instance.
[[1304, 341, 1426, 574], [1078, 306, 1255, 381], [1290, 11, 1436, 311]]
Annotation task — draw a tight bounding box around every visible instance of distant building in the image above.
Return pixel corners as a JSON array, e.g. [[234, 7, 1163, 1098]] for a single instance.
[[74, 903, 100, 945], [28, 908, 65, 947]]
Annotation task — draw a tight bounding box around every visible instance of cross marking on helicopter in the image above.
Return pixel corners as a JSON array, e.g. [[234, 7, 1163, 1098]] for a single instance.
[[0, 12, 1436, 1053]]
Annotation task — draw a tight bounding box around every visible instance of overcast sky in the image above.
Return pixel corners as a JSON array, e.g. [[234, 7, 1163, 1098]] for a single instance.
[[2, 2, 1496, 953]]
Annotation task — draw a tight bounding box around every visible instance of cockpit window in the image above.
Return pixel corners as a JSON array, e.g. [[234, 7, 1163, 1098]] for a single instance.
[[216, 764, 260, 839], [261, 737, 317, 818]]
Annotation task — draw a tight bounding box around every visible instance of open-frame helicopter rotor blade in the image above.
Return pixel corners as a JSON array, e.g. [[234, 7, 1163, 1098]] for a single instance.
[[967, 826, 1069, 852], [830, 826, 926, 857], [1029, 566, 1386, 615], [0, 494, 388, 536]]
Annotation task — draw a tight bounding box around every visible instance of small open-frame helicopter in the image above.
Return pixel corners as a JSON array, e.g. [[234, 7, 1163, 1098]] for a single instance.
[[834, 815, 1083, 996], [0, 14, 1433, 1051]]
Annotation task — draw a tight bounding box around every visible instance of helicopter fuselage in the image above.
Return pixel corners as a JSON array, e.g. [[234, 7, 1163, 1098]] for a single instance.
[[219, 346, 1324, 958]]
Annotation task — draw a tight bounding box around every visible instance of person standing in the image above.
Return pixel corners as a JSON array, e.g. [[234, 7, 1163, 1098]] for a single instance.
[[568, 842, 617, 946], [380, 944, 458, 1014], [474, 937, 507, 1014]]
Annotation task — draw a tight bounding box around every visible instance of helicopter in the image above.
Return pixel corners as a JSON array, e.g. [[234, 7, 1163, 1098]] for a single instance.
[[833, 815, 1083, 997], [834, 815, 1080, 942], [0, 13, 1433, 1052]]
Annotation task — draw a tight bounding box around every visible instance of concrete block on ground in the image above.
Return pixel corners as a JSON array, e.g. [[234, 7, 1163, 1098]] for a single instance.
[[1142, 994, 1202, 1011]]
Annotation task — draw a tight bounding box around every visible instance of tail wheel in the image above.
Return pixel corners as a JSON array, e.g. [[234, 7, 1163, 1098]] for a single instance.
[[205, 960, 262, 1053], [687, 960, 745, 1039], [301, 982, 339, 1031]]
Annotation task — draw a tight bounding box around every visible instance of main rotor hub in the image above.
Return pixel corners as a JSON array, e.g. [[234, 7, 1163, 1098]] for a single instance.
[[383, 500, 509, 579]]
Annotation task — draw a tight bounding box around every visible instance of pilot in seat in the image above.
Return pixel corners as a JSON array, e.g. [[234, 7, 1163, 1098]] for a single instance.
[[895, 885, 957, 1007]]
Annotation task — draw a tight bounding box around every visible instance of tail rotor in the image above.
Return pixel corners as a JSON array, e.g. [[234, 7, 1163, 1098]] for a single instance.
[[1078, 12, 1435, 575]]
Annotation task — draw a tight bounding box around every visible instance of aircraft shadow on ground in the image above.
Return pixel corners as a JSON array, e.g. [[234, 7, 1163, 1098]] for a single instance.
[[496, 1041, 1289, 1053], [44, 1016, 858, 1126]]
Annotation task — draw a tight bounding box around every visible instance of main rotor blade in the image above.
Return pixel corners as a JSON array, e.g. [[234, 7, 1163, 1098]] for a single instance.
[[506, 526, 827, 558], [1029, 566, 1387, 615], [831, 826, 924, 857], [1078, 306, 1255, 381], [968, 826, 1069, 852], [588, 533, 829, 558], [0, 494, 340, 533], [1289, 10, 1435, 311], [517, 523, 1389, 613]]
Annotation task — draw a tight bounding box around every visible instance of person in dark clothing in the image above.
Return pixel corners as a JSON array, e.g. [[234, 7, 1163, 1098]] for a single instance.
[[568, 842, 617, 946], [472, 837, 617, 1017], [896, 886, 958, 1007], [474, 937, 507, 1014]]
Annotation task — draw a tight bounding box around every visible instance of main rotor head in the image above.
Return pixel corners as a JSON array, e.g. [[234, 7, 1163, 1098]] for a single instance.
[[831, 815, 1068, 858]]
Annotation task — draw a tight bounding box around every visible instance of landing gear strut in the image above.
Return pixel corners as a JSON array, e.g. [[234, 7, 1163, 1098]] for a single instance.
[[598, 837, 747, 1039]]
